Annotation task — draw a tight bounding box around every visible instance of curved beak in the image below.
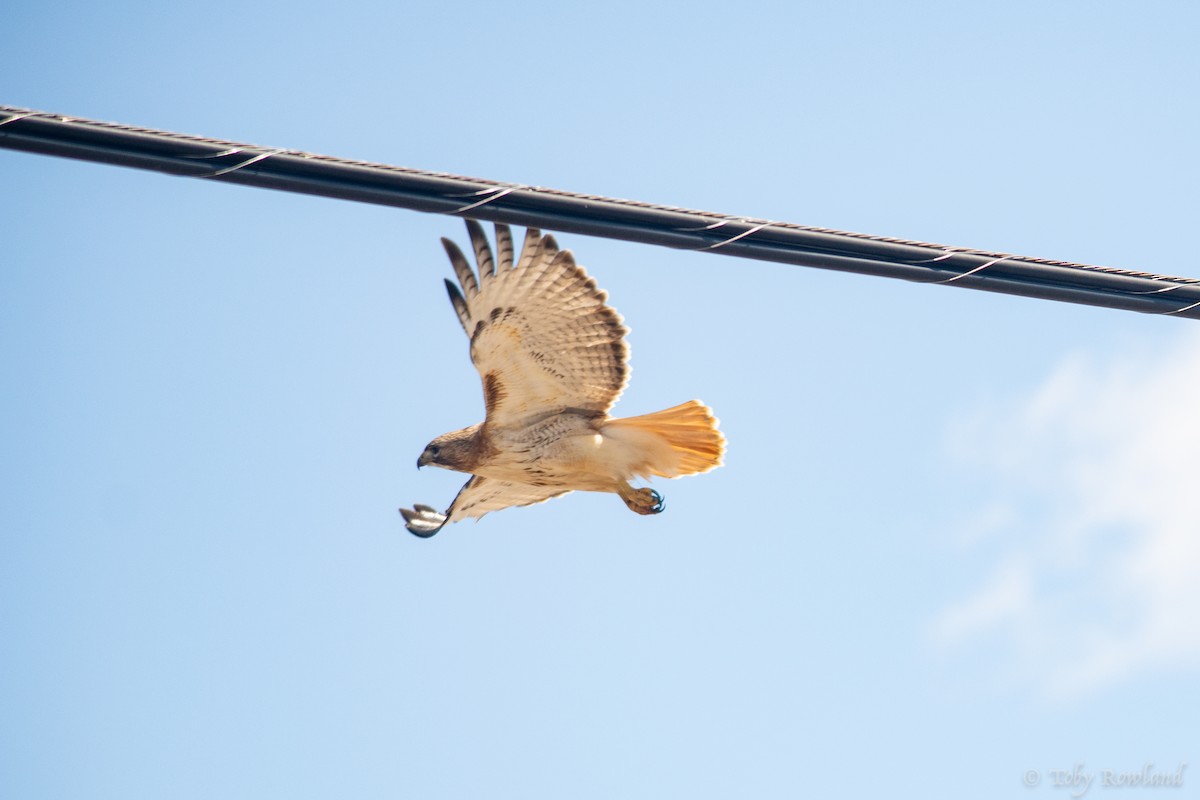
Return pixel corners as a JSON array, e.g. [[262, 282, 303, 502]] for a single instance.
[[416, 451, 430, 469]]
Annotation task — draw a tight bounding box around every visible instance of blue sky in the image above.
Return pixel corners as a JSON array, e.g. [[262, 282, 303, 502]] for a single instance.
[[2, 2, 1197, 798]]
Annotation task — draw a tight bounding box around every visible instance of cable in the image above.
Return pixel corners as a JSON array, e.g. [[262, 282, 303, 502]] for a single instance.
[[3, 104, 1198, 320]]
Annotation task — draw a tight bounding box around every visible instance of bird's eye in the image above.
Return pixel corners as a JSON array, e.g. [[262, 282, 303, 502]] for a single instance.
[[429, 445, 440, 456]]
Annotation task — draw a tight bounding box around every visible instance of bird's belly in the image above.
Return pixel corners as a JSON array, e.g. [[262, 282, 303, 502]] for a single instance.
[[478, 428, 623, 491]]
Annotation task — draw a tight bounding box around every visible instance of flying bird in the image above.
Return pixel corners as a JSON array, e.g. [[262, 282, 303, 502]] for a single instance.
[[400, 220, 725, 537]]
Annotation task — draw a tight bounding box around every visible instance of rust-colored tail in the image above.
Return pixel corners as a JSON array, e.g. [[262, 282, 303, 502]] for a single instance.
[[607, 400, 725, 478]]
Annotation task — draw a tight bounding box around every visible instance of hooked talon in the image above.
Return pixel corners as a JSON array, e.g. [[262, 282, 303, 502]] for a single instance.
[[400, 504, 449, 537], [619, 485, 666, 515]]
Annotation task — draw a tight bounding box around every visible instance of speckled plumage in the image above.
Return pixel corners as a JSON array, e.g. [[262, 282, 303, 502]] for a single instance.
[[401, 221, 725, 537]]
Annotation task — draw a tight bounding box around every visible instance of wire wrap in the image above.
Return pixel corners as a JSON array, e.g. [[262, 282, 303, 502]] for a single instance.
[[4, 105, 1197, 320]]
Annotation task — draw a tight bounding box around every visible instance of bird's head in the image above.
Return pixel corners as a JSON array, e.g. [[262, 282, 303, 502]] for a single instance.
[[417, 426, 482, 472]]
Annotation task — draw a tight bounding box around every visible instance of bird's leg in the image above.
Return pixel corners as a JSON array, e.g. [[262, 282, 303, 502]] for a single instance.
[[618, 483, 665, 515]]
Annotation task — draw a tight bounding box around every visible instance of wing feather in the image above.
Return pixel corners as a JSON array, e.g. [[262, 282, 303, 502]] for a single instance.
[[495, 224, 515, 272], [465, 219, 495, 286], [444, 279, 470, 335], [441, 220, 630, 426], [514, 227, 543, 272], [441, 238, 479, 300]]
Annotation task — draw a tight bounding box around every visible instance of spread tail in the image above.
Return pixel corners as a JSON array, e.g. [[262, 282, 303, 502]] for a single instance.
[[605, 400, 725, 478]]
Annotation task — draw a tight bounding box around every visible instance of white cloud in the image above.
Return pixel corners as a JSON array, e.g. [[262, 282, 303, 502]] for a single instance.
[[932, 556, 1032, 642], [933, 329, 1200, 697]]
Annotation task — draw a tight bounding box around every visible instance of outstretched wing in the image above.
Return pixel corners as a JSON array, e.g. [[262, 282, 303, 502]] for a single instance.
[[442, 220, 629, 428], [400, 476, 570, 537]]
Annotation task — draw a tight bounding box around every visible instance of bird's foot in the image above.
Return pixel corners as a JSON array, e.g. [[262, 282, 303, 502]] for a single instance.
[[400, 503, 448, 537], [620, 485, 665, 515]]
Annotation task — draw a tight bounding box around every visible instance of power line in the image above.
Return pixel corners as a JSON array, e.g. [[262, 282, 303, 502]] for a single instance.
[[4, 104, 1199, 320]]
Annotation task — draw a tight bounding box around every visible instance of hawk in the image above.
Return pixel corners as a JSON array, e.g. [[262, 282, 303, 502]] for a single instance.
[[400, 220, 725, 537]]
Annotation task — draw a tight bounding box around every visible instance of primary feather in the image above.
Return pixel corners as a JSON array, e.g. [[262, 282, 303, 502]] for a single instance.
[[401, 221, 724, 537]]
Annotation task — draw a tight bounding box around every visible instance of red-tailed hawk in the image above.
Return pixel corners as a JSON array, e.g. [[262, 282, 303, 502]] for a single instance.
[[400, 221, 725, 537]]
